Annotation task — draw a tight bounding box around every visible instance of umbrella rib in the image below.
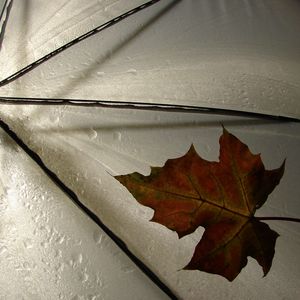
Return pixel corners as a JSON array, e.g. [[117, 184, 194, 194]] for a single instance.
[[0, 0, 168, 87], [0, 0, 10, 21], [0, 117, 178, 300], [0, 96, 299, 121], [0, 0, 13, 50]]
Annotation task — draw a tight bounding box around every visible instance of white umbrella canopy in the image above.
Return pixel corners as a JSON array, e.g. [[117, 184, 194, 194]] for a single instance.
[[0, 1, 299, 299], [0, 0, 299, 117]]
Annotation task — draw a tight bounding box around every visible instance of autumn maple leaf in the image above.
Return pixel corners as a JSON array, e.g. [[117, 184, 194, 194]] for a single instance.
[[115, 128, 285, 281]]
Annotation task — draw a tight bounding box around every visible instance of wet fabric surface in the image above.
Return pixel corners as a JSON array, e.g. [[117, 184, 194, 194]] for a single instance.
[[0, 1, 299, 299]]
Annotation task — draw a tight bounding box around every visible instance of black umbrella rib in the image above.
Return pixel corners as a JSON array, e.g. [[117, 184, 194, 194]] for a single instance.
[[0, 0, 10, 21], [0, 117, 178, 300], [0, 96, 299, 122], [0, 0, 167, 87]]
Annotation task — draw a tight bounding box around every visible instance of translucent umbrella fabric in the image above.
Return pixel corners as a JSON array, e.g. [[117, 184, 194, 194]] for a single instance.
[[0, 0, 299, 117], [0, 1, 299, 299]]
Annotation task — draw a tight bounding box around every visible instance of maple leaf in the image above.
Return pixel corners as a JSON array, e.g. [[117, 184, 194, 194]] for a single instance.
[[115, 128, 285, 281]]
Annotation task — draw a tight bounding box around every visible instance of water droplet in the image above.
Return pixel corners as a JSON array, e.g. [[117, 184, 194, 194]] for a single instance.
[[203, 144, 211, 153], [121, 265, 135, 273], [126, 68, 137, 75], [93, 231, 102, 245], [96, 273, 104, 287], [41, 241, 49, 248], [68, 259, 74, 267], [113, 131, 122, 141], [49, 115, 60, 124], [154, 115, 161, 122], [0, 195, 8, 211], [96, 71, 105, 77], [55, 249, 62, 258], [56, 235, 65, 244], [75, 239, 82, 246], [88, 129, 97, 140], [79, 272, 89, 282], [24, 239, 33, 249], [56, 262, 64, 272], [24, 202, 33, 210], [23, 261, 30, 270], [176, 278, 183, 287], [0, 245, 7, 255], [77, 253, 83, 264]]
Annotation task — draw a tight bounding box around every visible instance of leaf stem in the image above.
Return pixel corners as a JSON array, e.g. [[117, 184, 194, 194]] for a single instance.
[[256, 217, 300, 223]]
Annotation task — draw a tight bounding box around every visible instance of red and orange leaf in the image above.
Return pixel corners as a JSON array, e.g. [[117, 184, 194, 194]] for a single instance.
[[115, 128, 285, 281]]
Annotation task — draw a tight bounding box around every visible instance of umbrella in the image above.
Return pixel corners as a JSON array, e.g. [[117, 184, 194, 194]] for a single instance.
[[0, 0, 299, 299]]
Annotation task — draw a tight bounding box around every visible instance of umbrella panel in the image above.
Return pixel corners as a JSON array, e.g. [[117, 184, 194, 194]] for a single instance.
[[0, 104, 299, 299], [0, 0, 300, 299], [0, 121, 169, 300], [0, 0, 299, 117]]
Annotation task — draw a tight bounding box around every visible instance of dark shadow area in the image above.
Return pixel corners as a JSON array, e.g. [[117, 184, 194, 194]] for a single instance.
[[34, 116, 288, 135]]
